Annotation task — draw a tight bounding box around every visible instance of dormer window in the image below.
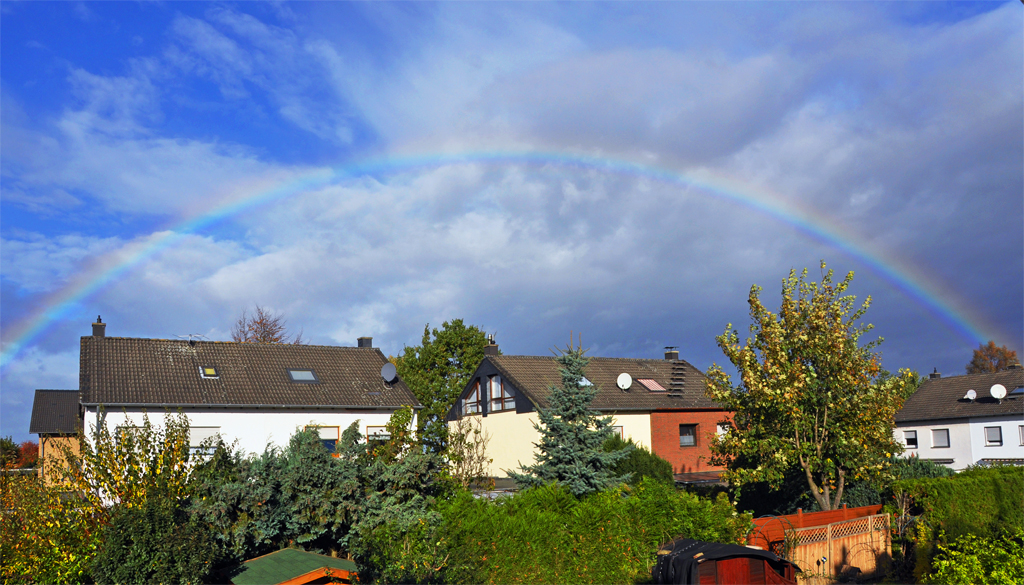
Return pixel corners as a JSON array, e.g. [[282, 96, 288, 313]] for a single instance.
[[200, 366, 220, 379], [288, 369, 319, 383]]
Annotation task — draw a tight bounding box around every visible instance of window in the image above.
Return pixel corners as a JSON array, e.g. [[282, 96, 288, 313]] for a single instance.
[[932, 429, 950, 449], [464, 381, 483, 414], [190, 426, 220, 448], [1020, 425, 1024, 446], [199, 366, 220, 379], [717, 423, 732, 437], [366, 426, 390, 441], [610, 425, 624, 439], [288, 369, 319, 383], [638, 378, 666, 392], [306, 426, 340, 453], [580, 376, 593, 386], [984, 426, 1003, 447], [680, 424, 697, 447], [904, 430, 918, 449], [489, 375, 515, 412]]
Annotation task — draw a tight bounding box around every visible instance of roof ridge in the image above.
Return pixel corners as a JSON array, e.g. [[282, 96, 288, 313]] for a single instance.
[[82, 336, 376, 350]]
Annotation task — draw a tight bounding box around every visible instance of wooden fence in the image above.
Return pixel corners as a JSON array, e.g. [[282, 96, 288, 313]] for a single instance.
[[748, 505, 891, 583]]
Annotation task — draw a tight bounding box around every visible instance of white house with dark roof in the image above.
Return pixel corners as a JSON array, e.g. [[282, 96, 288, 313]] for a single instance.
[[894, 366, 1024, 470], [32, 318, 421, 461]]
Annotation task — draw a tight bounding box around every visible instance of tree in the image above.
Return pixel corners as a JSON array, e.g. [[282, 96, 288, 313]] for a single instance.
[[394, 320, 490, 452], [604, 435, 674, 487], [508, 338, 628, 497], [705, 262, 918, 511], [447, 416, 493, 490], [231, 304, 303, 344], [966, 341, 1019, 374]]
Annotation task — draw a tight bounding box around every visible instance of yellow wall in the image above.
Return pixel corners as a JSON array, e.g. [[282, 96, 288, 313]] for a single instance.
[[38, 435, 80, 486], [451, 410, 653, 478]]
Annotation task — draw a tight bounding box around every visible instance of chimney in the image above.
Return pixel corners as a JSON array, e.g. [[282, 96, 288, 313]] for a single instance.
[[92, 315, 106, 338], [357, 337, 373, 348], [1008, 362, 1022, 370], [484, 334, 499, 356], [665, 346, 679, 361], [929, 368, 941, 379]]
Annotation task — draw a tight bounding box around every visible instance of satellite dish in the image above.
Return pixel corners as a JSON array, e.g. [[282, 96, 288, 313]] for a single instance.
[[381, 362, 398, 383], [964, 389, 977, 401], [616, 373, 633, 390], [990, 384, 1007, 400]]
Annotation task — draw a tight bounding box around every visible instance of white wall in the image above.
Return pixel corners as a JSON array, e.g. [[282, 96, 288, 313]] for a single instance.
[[896, 416, 1024, 471], [84, 407, 398, 456], [967, 415, 1024, 463], [609, 412, 652, 450]]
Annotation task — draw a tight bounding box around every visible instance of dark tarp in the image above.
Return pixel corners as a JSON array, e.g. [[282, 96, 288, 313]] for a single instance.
[[652, 538, 795, 585]]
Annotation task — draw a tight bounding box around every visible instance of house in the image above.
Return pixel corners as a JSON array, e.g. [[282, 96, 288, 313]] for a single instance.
[[31, 317, 421, 465], [28, 389, 81, 484], [894, 365, 1024, 470], [446, 341, 730, 482]]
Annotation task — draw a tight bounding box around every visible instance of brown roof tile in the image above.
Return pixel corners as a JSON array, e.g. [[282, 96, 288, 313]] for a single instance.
[[486, 355, 722, 410], [895, 369, 1024, 423], [80, 337, 420, 409], [29, 389, 81, 434]]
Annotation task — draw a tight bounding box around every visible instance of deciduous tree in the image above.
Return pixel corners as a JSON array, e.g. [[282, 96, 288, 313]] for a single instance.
[[966, 341, 1019, 374], [705, 262, 917, 511], [394, 319, 490, 452], [508, 338, 628, 497], [231, 304, 304, 344]]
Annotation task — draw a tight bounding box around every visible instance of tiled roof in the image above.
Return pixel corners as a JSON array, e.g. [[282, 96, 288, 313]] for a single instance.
[[895, 369, 1024, 423], [486, 355, 721, 410], [80, 337, 420, 409], [29, 389, 80, 434]]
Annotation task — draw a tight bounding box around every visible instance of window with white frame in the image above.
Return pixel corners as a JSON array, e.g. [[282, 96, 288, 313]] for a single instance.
[[904, 430, 918, 449], [1020, 425, 1024, 446], [984, 426, 1003, 447], [488, 375, 515, 412], [464, 381, 482, 414], [717, 423, 732, 437], [932, 428, 950, 449], [366, 426, 390, 442], [305, 425, 340, 453], [189, 426, 220, 449]]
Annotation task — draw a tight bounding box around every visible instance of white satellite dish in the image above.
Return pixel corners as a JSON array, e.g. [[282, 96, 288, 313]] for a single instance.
[[381, 362, 398, 383], [990, 384, 1007, 400], [964, 389, 977, 401], [616, 372, 633, 390]]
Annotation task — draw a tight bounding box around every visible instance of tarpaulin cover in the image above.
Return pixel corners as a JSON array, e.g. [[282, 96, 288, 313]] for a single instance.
[[651, 537, 794, 585]]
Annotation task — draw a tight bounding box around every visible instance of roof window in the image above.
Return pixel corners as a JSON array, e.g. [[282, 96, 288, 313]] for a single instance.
[[580, 376, 593, 386], [199, 366, 220, 379], [1010, 386, 1024, 396], [638, 378, 666, 392], [288, 369, 319, 383]]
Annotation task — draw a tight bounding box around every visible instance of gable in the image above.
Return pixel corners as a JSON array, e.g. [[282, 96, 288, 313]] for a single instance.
[[29, 389, 81, 435]]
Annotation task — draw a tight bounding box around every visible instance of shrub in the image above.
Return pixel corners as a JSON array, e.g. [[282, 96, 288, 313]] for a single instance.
[[604, 435, 674, 487], [926, 529, 1024, 585]]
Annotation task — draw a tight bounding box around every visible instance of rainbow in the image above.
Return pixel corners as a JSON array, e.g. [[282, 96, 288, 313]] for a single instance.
[[0, 151, 998, 370]]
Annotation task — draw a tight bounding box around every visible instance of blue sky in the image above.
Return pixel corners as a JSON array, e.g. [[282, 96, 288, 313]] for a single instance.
[[2, 2, 1021, 443]]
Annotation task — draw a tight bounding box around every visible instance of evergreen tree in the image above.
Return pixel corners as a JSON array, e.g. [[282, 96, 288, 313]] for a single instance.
[[508, 340, 628, 497]]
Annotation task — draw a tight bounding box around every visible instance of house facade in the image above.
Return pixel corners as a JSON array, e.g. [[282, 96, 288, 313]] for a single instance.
[[32, 318, 421, 463], [28, 389, 81, 484], [894, 366, 1024, 470], [447, 343, 730, 480]]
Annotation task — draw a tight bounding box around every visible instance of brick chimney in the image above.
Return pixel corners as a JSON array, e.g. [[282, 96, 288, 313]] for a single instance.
[[484, 334, 499, 356], [665, 346, 679, 361], [357, 337, 373, 348], [92, 315, 106, 337], [929, 368, 941, 379]]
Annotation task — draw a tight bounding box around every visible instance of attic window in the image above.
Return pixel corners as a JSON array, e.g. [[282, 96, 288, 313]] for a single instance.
[[580, 376, 593, 386], [199, 366, 219, 379], [1010, 387, 1024, 396], [637, 378, 666, 392], [288, 369, 319, 383]]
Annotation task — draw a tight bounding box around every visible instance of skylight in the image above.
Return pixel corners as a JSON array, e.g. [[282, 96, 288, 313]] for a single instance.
[[637, 378, 666, 392], [580, 376, 593, 386], [288, 369, 319, 383], [199, 366, 219, 379], [1010, 386, 1024, 396]]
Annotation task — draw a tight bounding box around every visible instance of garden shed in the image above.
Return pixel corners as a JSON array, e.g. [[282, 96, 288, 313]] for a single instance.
[[652, 538, 797, 585]]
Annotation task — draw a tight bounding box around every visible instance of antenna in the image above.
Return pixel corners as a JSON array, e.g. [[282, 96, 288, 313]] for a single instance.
[[616, 372, 633, 391], [176, 333, 208, 346], [381, 362, 398, 383], [990, 384, 1007, 401], [964, 389, 977, 401]]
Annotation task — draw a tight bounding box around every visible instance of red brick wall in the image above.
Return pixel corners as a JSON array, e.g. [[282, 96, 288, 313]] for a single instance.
[[650, 410, 732, 474]]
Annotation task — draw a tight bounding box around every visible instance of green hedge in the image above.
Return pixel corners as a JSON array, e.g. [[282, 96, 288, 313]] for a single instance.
[[358, 479, 752, 584], [926, 529, 1024, 585], [892, 465, 1023, 540]]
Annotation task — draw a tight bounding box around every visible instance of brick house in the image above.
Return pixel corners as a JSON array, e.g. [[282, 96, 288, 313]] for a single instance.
[[447, 342, 731, 482], [30, 318, 421, 471]]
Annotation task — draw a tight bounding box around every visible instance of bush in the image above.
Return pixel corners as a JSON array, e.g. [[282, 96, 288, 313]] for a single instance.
[[926, 529, 1024, 585], [359, 479, 752, 584], [604, 435, 674, 487], [92, 498, 222, 585]]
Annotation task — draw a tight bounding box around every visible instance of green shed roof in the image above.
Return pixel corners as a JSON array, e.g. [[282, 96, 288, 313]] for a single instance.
[[232, 548, 356, 585]]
